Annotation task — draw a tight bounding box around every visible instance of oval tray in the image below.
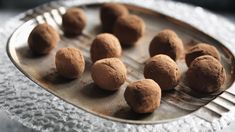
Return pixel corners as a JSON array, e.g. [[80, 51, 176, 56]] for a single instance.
[[2, 0, 235, 131]]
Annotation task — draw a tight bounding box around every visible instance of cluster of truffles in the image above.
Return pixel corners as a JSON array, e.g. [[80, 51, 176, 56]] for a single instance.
[[28, 7, 87, 56], [100, 3, 129, 32], [28, 7, 88, 79], [101, 3, 145, 46], [142, 30, 183, 96], [185, 43, 225, 93], [145, 29, 226, 94], [27, 3, 227, 115]]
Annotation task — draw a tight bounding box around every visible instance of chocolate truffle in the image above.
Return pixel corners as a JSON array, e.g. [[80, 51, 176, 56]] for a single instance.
[[185, 43, 220, 67], [113, 14, 145, 46], [91, 58, 127, 91], [55, 47, 85, 79], [28, 23, 59, 55], [186, 55, 226, 93], [100, 3, 129, 32], [90, 33, 122, 62], [149, 29, 184, 60], [62, 8, 86, 36], [124, 79, 161, 113], [144, 54, 181, 90]]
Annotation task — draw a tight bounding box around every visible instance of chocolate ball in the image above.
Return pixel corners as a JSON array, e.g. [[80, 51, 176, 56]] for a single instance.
[[100, 3, 129, 33], [124, 79, 161, 113], [149, 29, 184, 60], [186, 55, 226, 93], [62, 8, 86, 36], [28, 23, 59, 55], [90, 33, 122, 62], [55, 47, 85, 79], [144, 54, 181, 90], [185, 43, 220, 67], [91, 58, 127, 91], [114, 14, 145, 46]]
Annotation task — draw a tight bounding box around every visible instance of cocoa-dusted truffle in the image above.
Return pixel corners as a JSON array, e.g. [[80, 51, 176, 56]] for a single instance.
[[28, 23, 59, 55], [113, 14, 145, 46], [186, 55, 226, 93], [149, 29, 184, 60], [90, 33, 122, 62], [62, 8, 86, 36], [100, 3, 129, 32], [185, 43, 220, 67], [124, 79, 161, 113], [91, 58, 127, 91], [55, 47, 85, 79], [144, 54, 181, 90]]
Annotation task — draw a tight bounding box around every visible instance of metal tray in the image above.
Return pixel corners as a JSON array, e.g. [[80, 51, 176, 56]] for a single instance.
[[6, 0, 235, 125], [2, 0, 235, 131]]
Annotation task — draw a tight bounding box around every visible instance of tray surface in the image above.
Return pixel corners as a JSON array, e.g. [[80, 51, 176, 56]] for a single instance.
[[7, 3, 235, 124]]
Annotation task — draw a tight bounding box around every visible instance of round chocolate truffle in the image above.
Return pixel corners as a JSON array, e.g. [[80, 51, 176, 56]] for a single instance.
[[62, 8, 86, 36], [144, 54, 181, 90], [100, 3, 129, 33], [149, 29, 184, 60], [186, 55, 226, 93], [124, 79, 161, 113], [113, 14, 145, 46], [55, 47, 85, 79], [91, 58, 127, 91], [185, 43, 220, 67], [28, 23, 59, 55], [90, 33, 122, 62]]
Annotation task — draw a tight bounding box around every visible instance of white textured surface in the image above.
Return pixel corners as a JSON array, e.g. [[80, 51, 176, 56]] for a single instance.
[[0, 9, 37, 132], [0, 0, 235, 131]]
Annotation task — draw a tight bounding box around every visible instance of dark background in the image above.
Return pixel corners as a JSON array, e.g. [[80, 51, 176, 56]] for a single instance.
[[175, 0, 235, 12], [0, 0, 235, 11]]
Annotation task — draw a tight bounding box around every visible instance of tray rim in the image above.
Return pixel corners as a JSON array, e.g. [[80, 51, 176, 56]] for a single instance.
[[1, 0, 234, 131]]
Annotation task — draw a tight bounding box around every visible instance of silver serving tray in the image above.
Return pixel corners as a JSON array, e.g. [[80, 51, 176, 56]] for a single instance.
[[2, 0, 235, 131], [6, 0, 235, 125]]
